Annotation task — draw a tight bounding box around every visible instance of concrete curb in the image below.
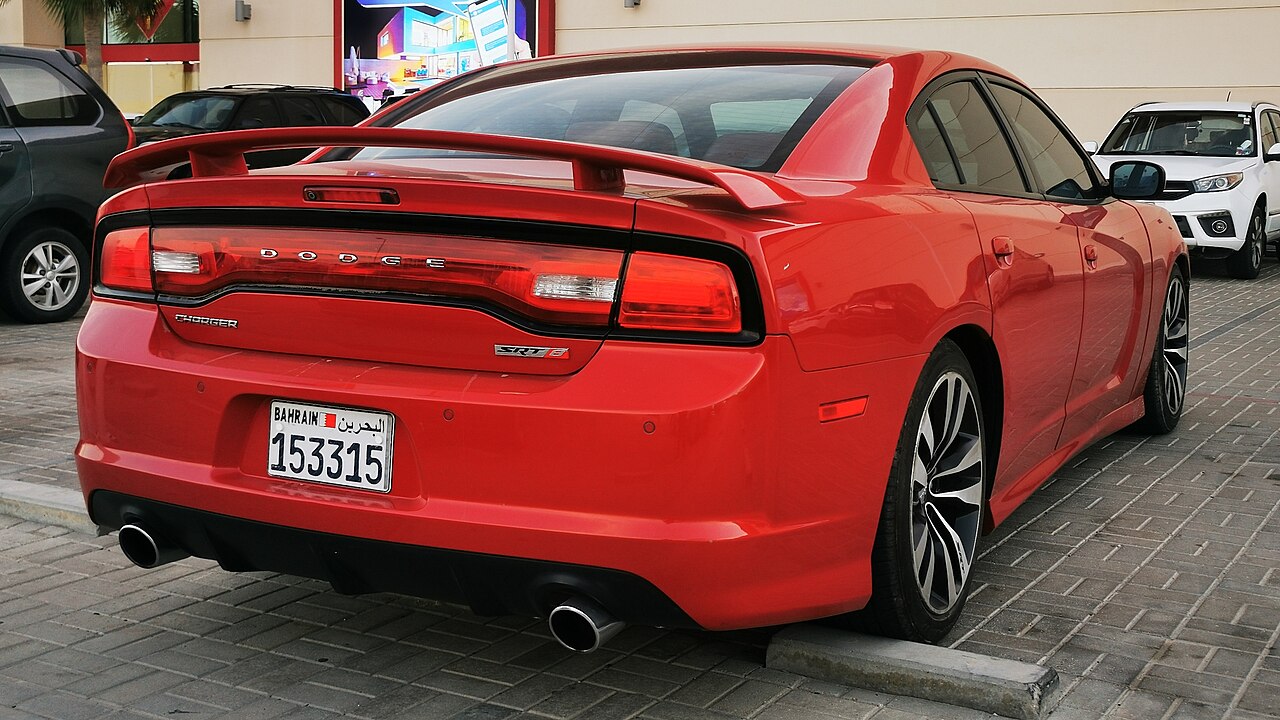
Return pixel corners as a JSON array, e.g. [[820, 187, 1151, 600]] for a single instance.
[[0, 478, 96, 534], [767, 624, 1060, 720]]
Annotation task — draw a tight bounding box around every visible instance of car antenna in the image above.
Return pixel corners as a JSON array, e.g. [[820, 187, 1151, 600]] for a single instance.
[[1226, 90, 1233, 101]]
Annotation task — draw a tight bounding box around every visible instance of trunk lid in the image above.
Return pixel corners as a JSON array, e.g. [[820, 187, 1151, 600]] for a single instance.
[[142, 167, 639, 376]]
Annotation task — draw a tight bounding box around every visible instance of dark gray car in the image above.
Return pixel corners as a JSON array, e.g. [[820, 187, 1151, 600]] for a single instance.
[[0, 45, 131, 323], [132, 85, 370, 178]]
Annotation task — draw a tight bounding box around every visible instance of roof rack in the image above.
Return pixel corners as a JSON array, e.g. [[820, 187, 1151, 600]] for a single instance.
[[213, 84, 341, 92]]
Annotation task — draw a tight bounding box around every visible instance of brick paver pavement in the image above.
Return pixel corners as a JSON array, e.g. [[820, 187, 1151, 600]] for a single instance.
[[0, 258, 1277, 719]]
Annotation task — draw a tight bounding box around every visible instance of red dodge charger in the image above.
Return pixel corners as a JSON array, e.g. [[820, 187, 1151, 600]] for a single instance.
[[76, 45, 1189, 651]]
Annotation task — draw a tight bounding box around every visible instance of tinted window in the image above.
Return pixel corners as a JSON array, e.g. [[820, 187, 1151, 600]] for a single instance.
[[138, 95, 237, 130], [278, 96, 325, 126], [358, 63, 868, 172], [318, 96, 367, 126], [989, 84, 1098, 200], [912, 106, 960, 184], [233, 97, 281, 129], [1101, 111, 1257, 157], [925, 81, 1025, 194], [0, 59, 98, 126], [1262, 111, 1280, 153]]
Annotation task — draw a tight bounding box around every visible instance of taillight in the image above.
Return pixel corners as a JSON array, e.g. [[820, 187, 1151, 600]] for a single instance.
[[618, 252, 741, 333], [150, 228, 624, 327], [99, 228, 152, 292], [102, 225, 748, 337]]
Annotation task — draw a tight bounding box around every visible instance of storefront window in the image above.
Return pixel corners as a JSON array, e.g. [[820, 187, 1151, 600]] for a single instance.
[[65, 0, 199, 45], [342, 0, 540, 109]]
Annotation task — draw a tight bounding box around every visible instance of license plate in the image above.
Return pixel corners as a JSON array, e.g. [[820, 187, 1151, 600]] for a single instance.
[[267, 401, 394, 493]]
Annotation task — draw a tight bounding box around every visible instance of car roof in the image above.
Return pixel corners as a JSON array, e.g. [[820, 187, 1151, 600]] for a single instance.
[[0, 43, 83, 67], [1130, 101, 1271, 113], [183, 85, 349, 96], [541, 43, 1012, 75], [428, 44, 1023, 107]]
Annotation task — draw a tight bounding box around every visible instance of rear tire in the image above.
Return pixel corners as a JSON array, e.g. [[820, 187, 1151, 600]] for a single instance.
[[1226, 209, 1264, 279], [0, 226, 89, 324], [847, 339, 986, 643], [1133, 265, 1189, 434]]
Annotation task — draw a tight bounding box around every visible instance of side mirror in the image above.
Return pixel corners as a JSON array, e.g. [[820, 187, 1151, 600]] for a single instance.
[[1266, 142, 1280, 162], [1081, 141, 1098, 155], [1110, 160, 1165, 200]]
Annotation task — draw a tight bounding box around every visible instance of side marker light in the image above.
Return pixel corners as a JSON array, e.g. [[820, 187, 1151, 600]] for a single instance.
[[818, 396, 869, 423]]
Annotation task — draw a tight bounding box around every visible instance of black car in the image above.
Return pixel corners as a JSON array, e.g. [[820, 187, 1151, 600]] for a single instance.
[[133, 85, 370, 177], [0, 45, 132, 323]]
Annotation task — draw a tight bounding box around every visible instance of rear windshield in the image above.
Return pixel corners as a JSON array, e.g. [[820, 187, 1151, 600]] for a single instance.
[[1101, 111, 1257, 158], [137, 95, 238, 131], [355, 63, 868, 172]]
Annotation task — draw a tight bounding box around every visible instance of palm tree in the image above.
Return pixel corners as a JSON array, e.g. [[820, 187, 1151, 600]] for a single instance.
[[0, 0, 163, 84]]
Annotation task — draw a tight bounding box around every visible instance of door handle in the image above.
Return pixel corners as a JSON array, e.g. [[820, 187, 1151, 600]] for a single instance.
[[0, 142, 13, 154], [1084, 244, 1098, 270], [991, 236, 1014, 267]]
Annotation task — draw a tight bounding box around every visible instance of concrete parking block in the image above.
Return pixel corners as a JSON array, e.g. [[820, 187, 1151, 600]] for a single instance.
[[767, 624, 1060, 720], [0, 478, 93, 534]]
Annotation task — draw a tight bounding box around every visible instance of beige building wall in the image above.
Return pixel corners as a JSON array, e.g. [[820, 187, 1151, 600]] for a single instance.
[[199, 0, 335, 88], [104, 63, 197, 116], [0, 0, 63, 49], [555, 0, 1280, 142]]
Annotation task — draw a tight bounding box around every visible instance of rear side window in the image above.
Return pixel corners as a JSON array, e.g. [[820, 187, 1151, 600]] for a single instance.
[[233, 97, 281, 129], [1262, 110, 1280, 153], [278, 96, 325, 126], [318, 96, 367, 126], [988, 84, 1099, 200], [0, 58, 99, 126], [912, 108, 960, 184], [920, 81, 1025, 194]]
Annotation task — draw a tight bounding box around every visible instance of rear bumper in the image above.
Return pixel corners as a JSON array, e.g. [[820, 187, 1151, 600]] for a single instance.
[[76, 298, 924, 629], [90, 491, 696, 627]]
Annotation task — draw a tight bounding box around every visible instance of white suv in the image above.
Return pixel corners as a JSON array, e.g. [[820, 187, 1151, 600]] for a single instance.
[[1091, 101, 1280, 279]]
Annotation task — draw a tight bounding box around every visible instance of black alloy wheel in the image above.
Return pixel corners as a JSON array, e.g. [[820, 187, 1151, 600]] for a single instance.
[[852, 339, 986, 643], [1135, 265, 1190, 434], [1227, 209, 1264, 279]]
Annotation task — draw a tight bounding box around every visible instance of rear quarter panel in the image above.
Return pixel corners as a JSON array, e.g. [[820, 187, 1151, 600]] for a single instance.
[[635, 186, 991, 372]]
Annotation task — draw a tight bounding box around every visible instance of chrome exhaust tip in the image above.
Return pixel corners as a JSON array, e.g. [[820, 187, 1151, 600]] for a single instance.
[[118, 523, 189, 569], [548, 596, 625, 653]]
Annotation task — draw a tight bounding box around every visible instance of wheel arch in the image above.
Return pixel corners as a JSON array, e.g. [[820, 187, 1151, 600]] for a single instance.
[[1174, 251, 1191, 284], [1, 207, 93, 252], [942, 324, 1003, 534]]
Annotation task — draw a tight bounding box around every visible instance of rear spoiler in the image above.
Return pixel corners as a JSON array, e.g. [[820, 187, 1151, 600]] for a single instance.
[[103, 127, 804, 211]]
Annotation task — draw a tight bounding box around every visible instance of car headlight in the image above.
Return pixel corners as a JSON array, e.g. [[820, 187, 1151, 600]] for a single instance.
[[1193, 173, 1244, 192]]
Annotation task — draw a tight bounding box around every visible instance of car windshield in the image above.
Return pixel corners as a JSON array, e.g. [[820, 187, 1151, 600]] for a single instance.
[[137, 95, 238, 130], [355, 62, 868, 172], [1101, 111, 1257, 157]]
